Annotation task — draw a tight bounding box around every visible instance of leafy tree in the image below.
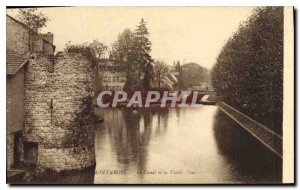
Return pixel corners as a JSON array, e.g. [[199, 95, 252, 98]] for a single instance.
[[211, 7, 283, 133], [111, 19, 154, 90], [181, 63, 210, 89], [89, 40, 108, 59], [111, 28, 140, 88], [153, 60, 168, 88], [174, 61, 184, 89], [17, 8, 50, 32]]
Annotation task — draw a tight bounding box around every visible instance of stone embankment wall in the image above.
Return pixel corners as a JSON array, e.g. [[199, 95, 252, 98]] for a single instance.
[[24, 52, 95, 171]]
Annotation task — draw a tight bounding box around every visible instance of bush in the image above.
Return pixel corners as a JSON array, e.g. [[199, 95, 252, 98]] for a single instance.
[[65, 43, 98, 67]]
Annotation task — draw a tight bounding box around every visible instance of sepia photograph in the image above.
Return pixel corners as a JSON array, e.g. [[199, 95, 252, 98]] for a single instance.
[[5, 6, 294, 184]]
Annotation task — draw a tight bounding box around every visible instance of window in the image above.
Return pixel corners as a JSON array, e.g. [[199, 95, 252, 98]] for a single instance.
[[23, 142, 38, 164]]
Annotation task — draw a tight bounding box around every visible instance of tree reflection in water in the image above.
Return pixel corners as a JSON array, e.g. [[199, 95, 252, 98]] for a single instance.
[[94, 107, 170, 181], [12, 107, 283, 184], [212, 109, 282, 183], [93, 106, 282, 184]]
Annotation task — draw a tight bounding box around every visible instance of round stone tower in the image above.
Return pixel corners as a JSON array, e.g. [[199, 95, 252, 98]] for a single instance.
[[24, 52, 95, 171]]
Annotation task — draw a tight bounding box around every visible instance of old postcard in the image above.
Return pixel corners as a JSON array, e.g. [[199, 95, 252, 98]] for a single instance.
[[6, 6, 294, 184]]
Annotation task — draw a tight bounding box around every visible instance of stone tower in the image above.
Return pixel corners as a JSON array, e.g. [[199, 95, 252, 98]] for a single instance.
[[24, 52, 95, 171]]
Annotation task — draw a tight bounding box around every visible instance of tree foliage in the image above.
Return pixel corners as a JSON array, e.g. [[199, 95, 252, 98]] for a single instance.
[[174, 61, 184, 89], [211, 7, 283, 132], [134, 18, 153, 89], [17, 8, 50, 32], [111, 29, 140, 87], [65, 41, 107, 67], [111, 19, 154, 90], [153, 60, 168, 88], [89, 40, 108, 59], [181, 63, 210, 89]]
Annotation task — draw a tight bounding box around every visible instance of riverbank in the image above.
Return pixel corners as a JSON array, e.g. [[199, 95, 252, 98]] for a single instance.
[[217, 101, 282, 158]]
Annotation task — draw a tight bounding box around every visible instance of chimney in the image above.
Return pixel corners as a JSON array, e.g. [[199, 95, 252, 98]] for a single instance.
[[40, 32, 54, 44]]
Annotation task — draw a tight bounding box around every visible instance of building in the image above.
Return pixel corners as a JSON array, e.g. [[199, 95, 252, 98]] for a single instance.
[[7, 14, 96, 172], [98, 59, 126, 91], [153, 65, 178, 90], [6, 14, 55, 169]]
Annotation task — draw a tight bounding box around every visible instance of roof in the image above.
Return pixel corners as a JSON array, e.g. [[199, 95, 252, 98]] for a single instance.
[[6, 50, 29, 75], [6, 14, 35, 34], [7, 14, 56, 48]]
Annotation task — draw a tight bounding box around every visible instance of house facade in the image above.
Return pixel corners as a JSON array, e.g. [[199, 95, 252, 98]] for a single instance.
[[7, 14, 96, 172], [98, 59, 126, 91]]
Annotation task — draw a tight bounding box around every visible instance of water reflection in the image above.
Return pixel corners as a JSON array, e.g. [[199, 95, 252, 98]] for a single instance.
[[94, 107, 171, 183], [11, 106, 281, 184], [94, 106, 282, 184], [213, 109, 282, 183]]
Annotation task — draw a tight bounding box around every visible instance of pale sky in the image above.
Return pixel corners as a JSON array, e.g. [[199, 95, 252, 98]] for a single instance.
[[7, 7, 255, 69]]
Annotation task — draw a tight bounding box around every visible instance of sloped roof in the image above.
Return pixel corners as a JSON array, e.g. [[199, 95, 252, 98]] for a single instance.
[[7, 14, 56, 48], [6, 14, 34, 33], [6, 50, 29, 75]]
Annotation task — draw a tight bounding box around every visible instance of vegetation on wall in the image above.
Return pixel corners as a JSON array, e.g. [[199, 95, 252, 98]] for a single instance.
[[64, 41, 108, 95]]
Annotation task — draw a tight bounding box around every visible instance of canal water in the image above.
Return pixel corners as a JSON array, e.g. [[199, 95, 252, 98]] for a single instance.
[[15, 105, 281, 184], [93, 106, 282, 184]]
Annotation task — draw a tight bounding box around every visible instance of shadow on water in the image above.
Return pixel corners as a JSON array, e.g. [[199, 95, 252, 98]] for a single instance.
[[14, 107, 283, 184], [212, 109, 282, 183], [120, 108, 170, 172], [94, 107, 170, 181]]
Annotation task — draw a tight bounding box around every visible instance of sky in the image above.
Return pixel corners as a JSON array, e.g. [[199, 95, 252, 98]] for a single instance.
[[7, 7, 255, 69]]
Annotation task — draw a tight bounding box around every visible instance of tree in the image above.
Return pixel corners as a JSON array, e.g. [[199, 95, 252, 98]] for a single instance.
[[88, 40, 108, 93], [89, 40, 108, 59], [111, 19, 154, 90], [174, 61, 184, 89], [153, 60, 168, 88], [133, 18, 153, 90], [111, 28, 140, 88], [181, 63, 210, 89], [17, 8, 50, 32], [211, 7, 283, 133]]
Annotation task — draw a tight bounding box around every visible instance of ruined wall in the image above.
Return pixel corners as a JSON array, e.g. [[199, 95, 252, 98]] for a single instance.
[[24, 53, 95, 171], [24, 54, 51, 143]]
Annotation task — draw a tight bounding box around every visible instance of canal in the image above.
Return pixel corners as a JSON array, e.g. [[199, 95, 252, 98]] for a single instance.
[[15, 105, 281, 184], [93, 106, 282, 184]]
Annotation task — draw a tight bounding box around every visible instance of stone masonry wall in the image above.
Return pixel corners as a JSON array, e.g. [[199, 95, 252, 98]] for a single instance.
[[7, 133, 14, 169], [24, 54, 51, 143], [24, 53, 95, 171]]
